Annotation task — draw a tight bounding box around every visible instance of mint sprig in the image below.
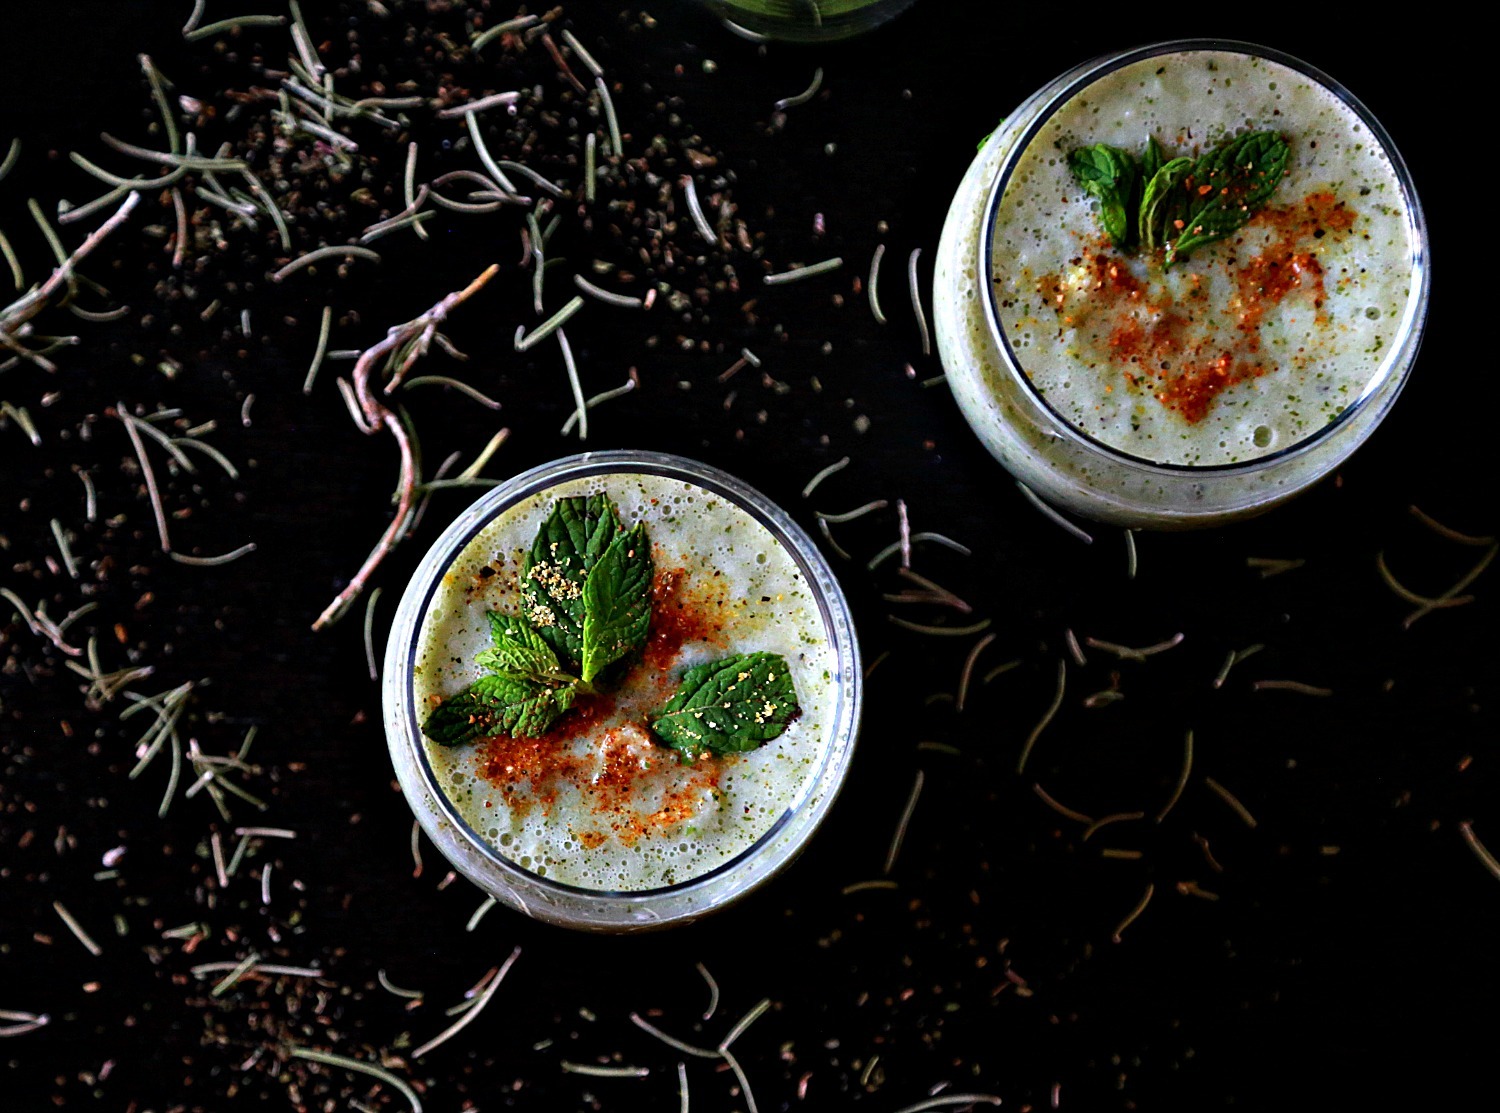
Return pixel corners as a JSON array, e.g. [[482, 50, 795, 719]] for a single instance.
[[423, 495, 802, 768], [649, 652, 801, 763], [1067, 143, 1139, 250], [422, 670, 577, 746], [423, 493, 654, 746], [1070, 130, 1290, 265]]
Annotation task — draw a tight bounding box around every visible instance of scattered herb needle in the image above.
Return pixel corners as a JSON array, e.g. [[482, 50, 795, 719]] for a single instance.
[[1083, 811, 1146, 841], [891, 1095, 1001, 1113], [630, 1013, 718, 1059], [696, 962, 720, 1022], [1251, 679, 1332, 697], [884, 771, 925, 875], [868, 243, 887, 324], [0, 1010, 50, 1038], [1111, 883, 1155, 943], [774, 67, 824, 112], [411, 947, 520, 1059], [887, 616, 991, 637], [1247, 556, 1306, 578], [1459, 822, 1500, 882], [842, 879, 899, 895], [288, 1048, 422, 1113], [718, 997, 772, 1051], [1016, 482, 1093, 544], [270, 244, 381, 283], [801, 456, 850, 499], [1032, 783, 1093, 826], [907, 247, 930, 356], [1403, 543, 1497, 628], [561, 1062, 650, 1078], [1156, 730, 1194, 822], [955, 632, 995, 713], [720, 1047, 759, 1113], [1213, 644, 1263, 689], [763, 257, 842, 285], [1085, 632, 1184, 661], [1017, 660, 1066, 773], [1409, 505, 1495, 547], [1204, 777, 1258, 828], [52, 901, 102, 956], [312, 265, 498, 630]]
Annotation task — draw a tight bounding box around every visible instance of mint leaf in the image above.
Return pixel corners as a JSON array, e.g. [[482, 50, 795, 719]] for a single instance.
[[580, 522, 653, 684], [1139, 155, 1195, 252], [522, 495, 621, 671], [1142, 135, 1166, 182], [474, 610, 571, 685], [421, 673, 576, 746], [1166, 131, 1290, 266], [649, 652, 801, 762], [1068, 143, 1139, 250]]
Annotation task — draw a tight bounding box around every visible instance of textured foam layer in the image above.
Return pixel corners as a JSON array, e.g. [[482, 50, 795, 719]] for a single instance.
[[411, 472, 836, 892], [992, 49, 1413, 466]]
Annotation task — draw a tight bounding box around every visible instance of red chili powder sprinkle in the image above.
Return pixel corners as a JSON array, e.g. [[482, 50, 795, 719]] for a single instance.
[[644, 565, 726, 669], [473, 563, 731, 837], [1040, 190, 1357, 424]]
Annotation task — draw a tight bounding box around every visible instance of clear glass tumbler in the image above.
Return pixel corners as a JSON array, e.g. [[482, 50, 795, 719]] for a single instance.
[[932, 39, 1429, 528], [383, 450, 862, 930]]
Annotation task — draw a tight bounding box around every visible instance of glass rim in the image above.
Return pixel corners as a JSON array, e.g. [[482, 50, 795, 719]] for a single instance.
[[977, 37, 1431, 477], [384, 449, 862, 918]]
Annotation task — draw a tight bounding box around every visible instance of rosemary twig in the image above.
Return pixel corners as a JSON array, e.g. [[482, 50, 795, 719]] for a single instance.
[[313, 266, 499, 630], [2, 193, 139, 343]]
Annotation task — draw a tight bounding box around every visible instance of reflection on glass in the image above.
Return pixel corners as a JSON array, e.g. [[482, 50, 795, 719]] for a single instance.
[[702, 0, 918, 42]]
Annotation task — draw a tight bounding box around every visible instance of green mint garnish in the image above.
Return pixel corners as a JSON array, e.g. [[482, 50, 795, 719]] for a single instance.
[[648, 652, 801, 763], [422, 495, 802, 769], [423, 493, 653, 746], [474, 611, 572, 686], [1067, 143, 1139, 250], [1165, 130, 1289, 266], [422, 670, 577, 746], [1139, 154, 1195, 253], [1070, 130, 1290, 265], [580, 522, 653, 684], [521, 494, 623, 672], [1141, 134, 1166, 182]]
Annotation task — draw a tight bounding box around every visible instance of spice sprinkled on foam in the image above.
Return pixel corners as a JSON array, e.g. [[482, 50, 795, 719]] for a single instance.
[[413, 472, 834, 892]]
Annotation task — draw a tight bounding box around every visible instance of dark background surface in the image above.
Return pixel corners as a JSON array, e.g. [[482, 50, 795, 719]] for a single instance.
[[1, 2, 1493, 1110]]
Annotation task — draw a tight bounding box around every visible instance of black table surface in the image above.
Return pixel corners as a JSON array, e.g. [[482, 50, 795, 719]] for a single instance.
[[1, 3, 1493, 1110]]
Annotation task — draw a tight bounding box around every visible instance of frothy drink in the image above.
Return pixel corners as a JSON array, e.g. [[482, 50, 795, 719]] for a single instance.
[[411, 471, 838, 892], [934, 43, 1426, 526]]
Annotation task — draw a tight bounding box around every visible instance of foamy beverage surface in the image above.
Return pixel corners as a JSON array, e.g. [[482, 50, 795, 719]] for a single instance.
[[994, 49, 1414, 466], [411, 472, 837, 893]]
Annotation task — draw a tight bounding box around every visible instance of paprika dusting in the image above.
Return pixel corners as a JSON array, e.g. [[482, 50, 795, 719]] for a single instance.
[[1036, 187, 1358, 429], [474, 566, 730, 841]]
